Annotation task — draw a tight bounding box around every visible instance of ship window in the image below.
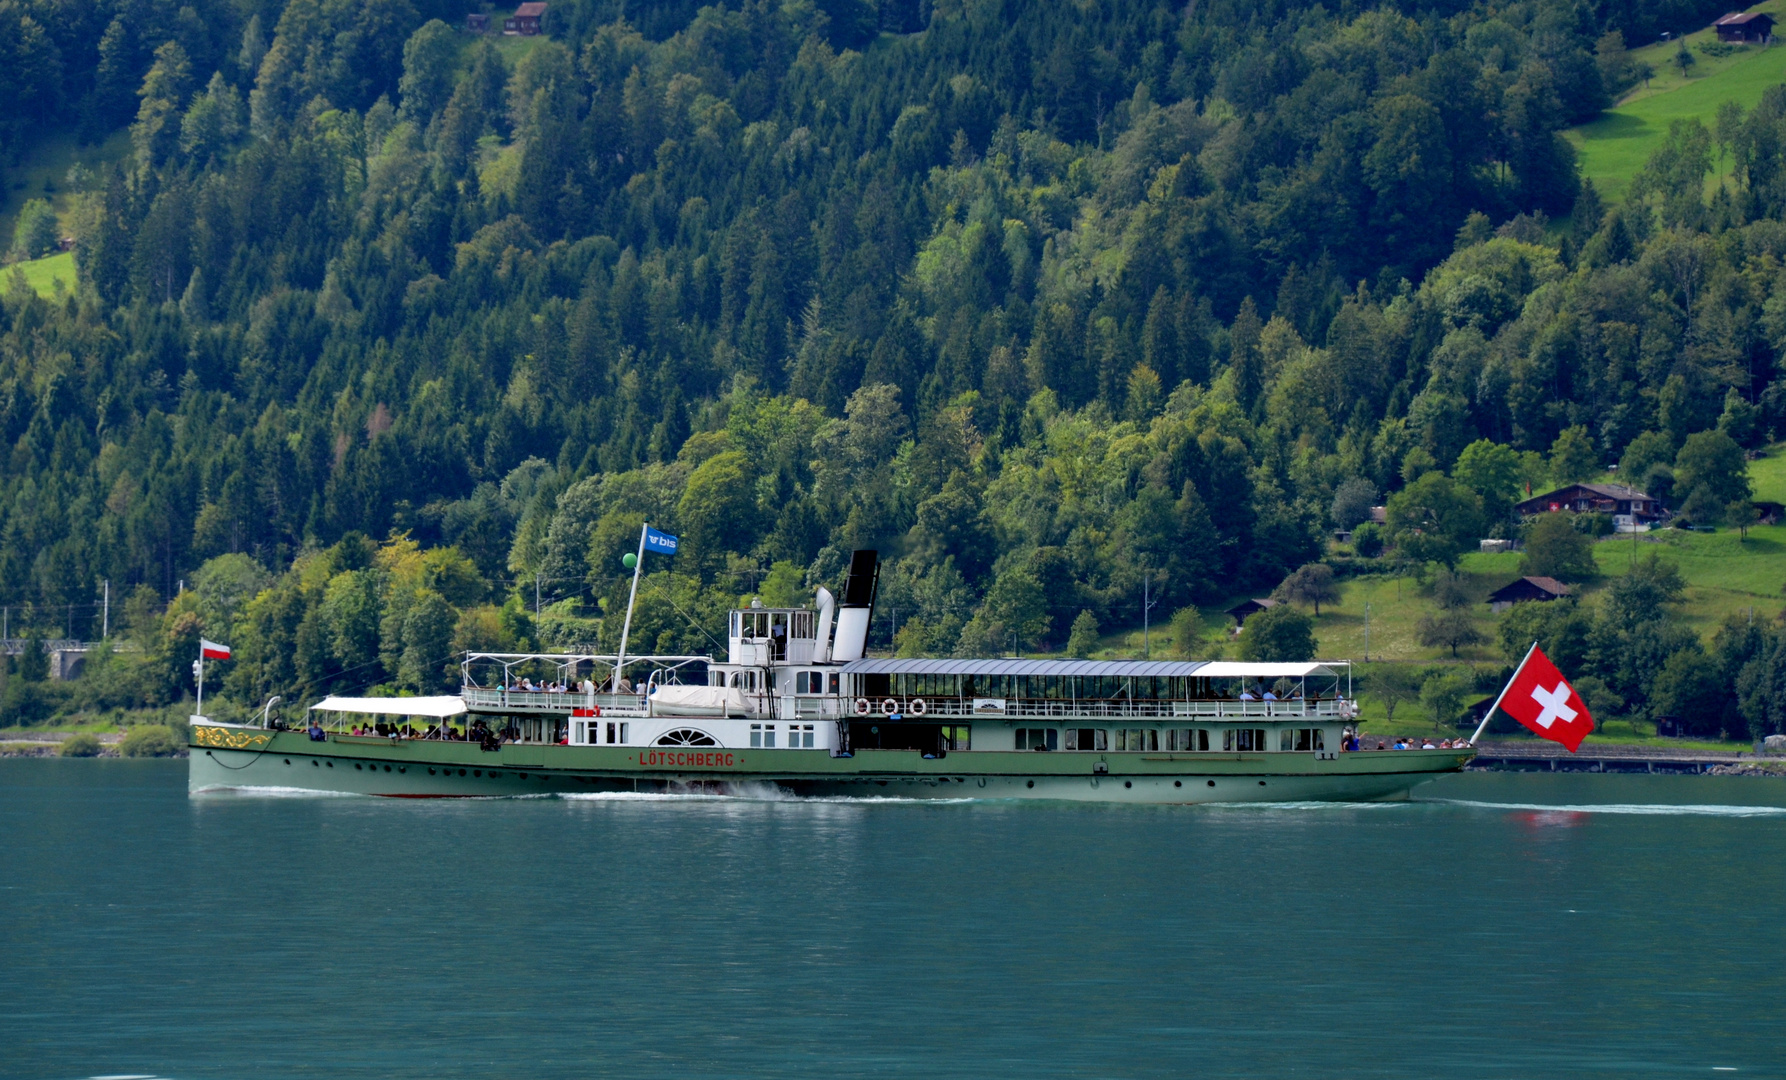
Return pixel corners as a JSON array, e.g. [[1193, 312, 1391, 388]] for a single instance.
[[796, 671, 828, 694], [1113, 729, 1158, 752], [1280, 728, 1324, 752], [1167, 729, 1208, 752], [655, 728, 718, 746], [789, 724, 815, 748], [1014, 728, 1057, 751], [941, 725, 971, 751], [1224, 728, 1266, 752], [751, 724, 776, 748], [828, 673, 840, 694], [1064, 728, 1107, 751]]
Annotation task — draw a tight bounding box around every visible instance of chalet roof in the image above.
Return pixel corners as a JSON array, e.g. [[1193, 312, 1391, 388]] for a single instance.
[[514, 2, 547, 14], [1566, 482, 1649, 500], [1520, 482, 1654, 505], [1717, 11, 1774, 25], [1487, 576, 1571, 602], [1224, 597, 1278, 616], [838, 657, 1347, 679]]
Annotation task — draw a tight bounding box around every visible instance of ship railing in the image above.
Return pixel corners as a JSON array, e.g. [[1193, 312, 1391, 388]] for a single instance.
[[461, 687, 649, 716], [848, 697, 1356, 720]]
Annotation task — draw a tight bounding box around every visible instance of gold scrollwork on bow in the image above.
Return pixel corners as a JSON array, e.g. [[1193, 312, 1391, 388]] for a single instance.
[[193, 727, 273, 750]]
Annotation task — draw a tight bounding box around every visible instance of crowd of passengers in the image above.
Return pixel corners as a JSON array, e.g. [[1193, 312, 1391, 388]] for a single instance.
[[498, 676, 637, 693], [1371, 737, 1467, 749], [1237, 684, 1338, 702], [308, 718, 520, 749]]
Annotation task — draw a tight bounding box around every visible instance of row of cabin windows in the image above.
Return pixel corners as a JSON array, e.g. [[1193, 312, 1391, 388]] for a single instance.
[[1013, 727, 1326, 752], [575, 721, 630, 745], [708, 670, 1328, 703], [732, 610, 818, 640], [750, 723, 815, 748], [708, 670, 840, 694], [860, 674, 1318, 701]]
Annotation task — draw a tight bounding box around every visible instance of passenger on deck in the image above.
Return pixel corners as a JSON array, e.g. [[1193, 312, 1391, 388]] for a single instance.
[[1240, 691, 1257, 701], [1375, 741, 1387, 750], [1421, 739, 1437, 749], [308, 720, 326, 741], [1262, 689, 1278, 701]]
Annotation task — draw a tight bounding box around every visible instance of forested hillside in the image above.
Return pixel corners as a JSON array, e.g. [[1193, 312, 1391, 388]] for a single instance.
[[8, 0, 1786, 739]]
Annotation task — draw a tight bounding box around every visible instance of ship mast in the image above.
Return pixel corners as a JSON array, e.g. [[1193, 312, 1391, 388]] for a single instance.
[[614, 523, 650, 690]]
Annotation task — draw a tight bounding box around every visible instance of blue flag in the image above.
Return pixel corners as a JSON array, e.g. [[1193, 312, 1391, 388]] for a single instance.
[[644, 527, 679, 554]]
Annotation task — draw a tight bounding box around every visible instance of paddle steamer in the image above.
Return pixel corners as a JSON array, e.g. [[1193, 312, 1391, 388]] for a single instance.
[[188, 551, 1471, 801]]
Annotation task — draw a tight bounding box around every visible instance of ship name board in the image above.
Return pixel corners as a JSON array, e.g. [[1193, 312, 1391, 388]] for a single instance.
[[637, 750, 736, 768]]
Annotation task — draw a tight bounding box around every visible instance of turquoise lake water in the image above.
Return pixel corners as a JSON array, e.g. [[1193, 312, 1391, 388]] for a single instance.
[[3, 760, 1785, 1079]]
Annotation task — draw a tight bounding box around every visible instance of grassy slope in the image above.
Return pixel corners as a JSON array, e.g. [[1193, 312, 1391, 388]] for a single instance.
[[1570, 3, 1786, 203], [5, 251, 76, 297], [1749, 445, 1786, 503], [1072, 451, 1786, 739], [0, 130, 130, 248]]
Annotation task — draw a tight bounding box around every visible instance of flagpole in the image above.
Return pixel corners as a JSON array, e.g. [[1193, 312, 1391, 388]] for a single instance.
[[614, 523, 648, 692], [1469, 640, 1537, 745], [196, 650, 204, 718]]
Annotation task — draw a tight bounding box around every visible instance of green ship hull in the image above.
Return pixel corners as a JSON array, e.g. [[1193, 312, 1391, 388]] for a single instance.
[[189, 725, 1471, 803]]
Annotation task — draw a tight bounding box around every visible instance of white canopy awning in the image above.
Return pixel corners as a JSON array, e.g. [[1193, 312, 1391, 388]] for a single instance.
[[308, 695, 468, 718], [1190, 662, 1347, 679]]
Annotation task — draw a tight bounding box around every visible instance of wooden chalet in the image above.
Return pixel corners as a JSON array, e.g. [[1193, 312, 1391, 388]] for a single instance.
[[466, 12, 489, 31], [1515, 483, 1664, 527], [1225, 598, 1278, 626], [505, 2, 546, 35], [1487, 576, 1570, 612], [1715, 11, 1775, 42]]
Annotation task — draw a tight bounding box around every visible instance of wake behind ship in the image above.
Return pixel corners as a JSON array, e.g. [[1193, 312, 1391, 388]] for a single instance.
[[189, 551, 1471, 802]]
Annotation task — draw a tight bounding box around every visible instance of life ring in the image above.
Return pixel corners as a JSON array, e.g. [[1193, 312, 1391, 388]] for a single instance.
[[855, 698, 871, 716], [909, 698, 927, 716], [880, 697, 899, 716]]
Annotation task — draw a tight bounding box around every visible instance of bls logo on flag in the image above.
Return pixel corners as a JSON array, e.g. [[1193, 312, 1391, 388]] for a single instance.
[[644, 527, 678, 554], [1487, 643, 1593, 752]]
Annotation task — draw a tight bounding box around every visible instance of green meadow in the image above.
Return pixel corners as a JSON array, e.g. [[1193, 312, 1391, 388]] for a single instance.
[[1570, 4, 1786, 203], [5, 251, 76, 298], [0, 130, 129, 245]]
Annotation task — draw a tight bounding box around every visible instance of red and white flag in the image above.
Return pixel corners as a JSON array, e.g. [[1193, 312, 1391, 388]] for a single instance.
[[200, 639, 232, 661], [1486, 643, 1593, 752]]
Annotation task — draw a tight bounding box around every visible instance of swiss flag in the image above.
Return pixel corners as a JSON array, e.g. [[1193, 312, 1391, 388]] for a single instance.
[[1491, 644, 1593, 752]]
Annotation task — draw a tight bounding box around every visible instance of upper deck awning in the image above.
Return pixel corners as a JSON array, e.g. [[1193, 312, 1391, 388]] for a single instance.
[[837, 658, 1346, 678], [309, 695, 468, 718]]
